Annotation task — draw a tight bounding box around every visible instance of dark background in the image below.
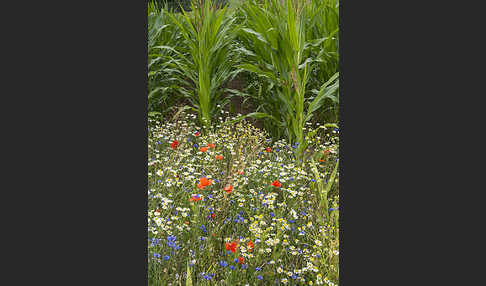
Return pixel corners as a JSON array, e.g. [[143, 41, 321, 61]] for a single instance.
[[1, 1, 482, 285]]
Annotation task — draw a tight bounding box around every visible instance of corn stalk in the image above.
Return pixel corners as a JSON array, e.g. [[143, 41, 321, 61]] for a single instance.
[[167, 0, 240, 131], [238, 0, 339, 160]]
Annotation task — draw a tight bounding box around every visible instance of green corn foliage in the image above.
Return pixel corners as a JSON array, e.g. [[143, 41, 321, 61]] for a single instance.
[[238, 0, 339, 160], [148, 3, 185, 115], [167, 0, 240, 131], [305, 0, 339, 122]]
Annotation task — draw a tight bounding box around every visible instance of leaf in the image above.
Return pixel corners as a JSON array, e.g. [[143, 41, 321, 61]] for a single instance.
[[305, 72, 339, 122], [148, 87, 169, 99], [324, 160, 339, 195], [298, 57, 314, 70], [241, 28, 268, 44], [148, 111, 161, 117], [237, 63, 277, 81], [220, 112, 279, 127], [186, 262, 192, 286]]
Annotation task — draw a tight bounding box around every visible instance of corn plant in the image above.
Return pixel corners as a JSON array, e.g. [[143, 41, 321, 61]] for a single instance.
[[148, 3, 185, 116], [305, 0, 339, 122], [167, 0, 241, 131], [237, 0, 339, 160]]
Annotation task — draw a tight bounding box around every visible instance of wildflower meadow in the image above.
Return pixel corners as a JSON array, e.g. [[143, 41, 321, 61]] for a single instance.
[[148, 0, 339, 284], [148, 112, 339, 285]]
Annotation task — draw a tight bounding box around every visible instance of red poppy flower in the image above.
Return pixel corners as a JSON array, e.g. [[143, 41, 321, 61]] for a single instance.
[[216, 155, 223, 160], [170, 140, 179, 149], [189, 195, 202, 202], [211, 213, 215, 219], [200, 146, 209, 152], [238, 256, 244, 264], [247, 240, 254, 251], [271, 180, 281, 188], [265, 147, 272, 152], [195, 131, 201, 136], [224, 185, 233, 194], [198, 177, 212, 189], [237, 169, 244, 175], [200, 177, 211, 186], [212, 233, 217, 237], [225, 242, 238, 253], [208, 143, 215, 148]]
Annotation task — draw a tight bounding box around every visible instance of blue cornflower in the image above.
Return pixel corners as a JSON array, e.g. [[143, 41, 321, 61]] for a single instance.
[[270, 212, 275, 217], [292, 275, 297, 279], [193, 144, 199, 148], [200, 224, 207, 233], [256, 267, 262, 271], [311, 179, 316, 182], [290, 177, 294, 181], [153, 253, 161, 258], [241, 264, 248, 269], [289, 219, 295, 223], [163, 255, 170, 261], [234, 258, 239, 263], [156, 141, 161, 144], [219, 261, 228, 267], [151, 238, 159, 246], [229, 265, 235, 270], [275, 148, 280, 152], [257, 275, 263, 280]]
